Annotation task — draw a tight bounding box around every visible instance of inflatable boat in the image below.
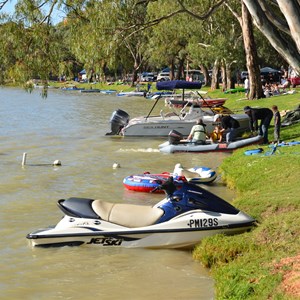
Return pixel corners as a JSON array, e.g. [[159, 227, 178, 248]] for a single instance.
[[159, 132, 263, 153], [123, 164, 217, 192]]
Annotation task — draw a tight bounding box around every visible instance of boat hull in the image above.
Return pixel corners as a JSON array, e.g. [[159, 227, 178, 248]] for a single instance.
[[121, 114, 250, 137], [27, 211, 255, 249], [123, 167, 216, 192], [159, 135, 263, 153]]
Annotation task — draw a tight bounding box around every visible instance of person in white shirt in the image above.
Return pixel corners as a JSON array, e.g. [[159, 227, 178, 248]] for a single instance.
[[244, 76, 249, 99]]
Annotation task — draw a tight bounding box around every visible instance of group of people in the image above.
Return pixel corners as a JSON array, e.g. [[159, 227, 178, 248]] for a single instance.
[[185, 114, 241, 145], [185, 105, 281, 145], [244, 76, 291, 99]]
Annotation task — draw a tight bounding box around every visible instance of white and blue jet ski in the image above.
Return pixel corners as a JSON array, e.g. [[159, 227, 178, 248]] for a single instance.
[[27, 178, 255, 249]]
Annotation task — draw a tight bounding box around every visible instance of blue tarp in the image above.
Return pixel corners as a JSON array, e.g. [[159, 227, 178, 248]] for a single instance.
[[156, 80, 202, 90]]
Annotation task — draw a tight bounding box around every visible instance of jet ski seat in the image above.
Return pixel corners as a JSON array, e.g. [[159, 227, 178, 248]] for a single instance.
[[92, 200, 164, 228]]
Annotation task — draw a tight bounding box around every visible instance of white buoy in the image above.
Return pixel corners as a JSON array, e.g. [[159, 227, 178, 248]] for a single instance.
[[22, 152, 27, 166], [112, 163, 120, 169], [53, 160, 62, 166]]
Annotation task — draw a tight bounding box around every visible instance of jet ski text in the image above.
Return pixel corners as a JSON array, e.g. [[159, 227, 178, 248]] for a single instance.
[[87, 237, 123, 246], [187, 218, 218, 228]]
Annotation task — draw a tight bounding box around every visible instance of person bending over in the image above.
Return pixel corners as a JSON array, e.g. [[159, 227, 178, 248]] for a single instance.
[[244, 106, 273, 144], [213, 114, 240, 143]]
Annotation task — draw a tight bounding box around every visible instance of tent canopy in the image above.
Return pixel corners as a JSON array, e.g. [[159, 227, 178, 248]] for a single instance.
[[260, 67, 280, 73], [156, 80, 202, 90]]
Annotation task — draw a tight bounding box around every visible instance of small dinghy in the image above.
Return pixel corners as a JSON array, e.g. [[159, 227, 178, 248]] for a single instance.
[[123, 172, 174, 193], [123, 164, 217, 193], [159, 131, 263, 153], [100, 89, 117, 94], [117, 91, 146, 97], [27, 177, 255, 249], [80, 89, 101, 93]]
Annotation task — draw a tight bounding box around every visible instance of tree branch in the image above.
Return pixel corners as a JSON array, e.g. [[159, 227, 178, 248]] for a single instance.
[[0, 0, 9, 10], [258, 0, 290, 35], [176, 0, 226, 20]]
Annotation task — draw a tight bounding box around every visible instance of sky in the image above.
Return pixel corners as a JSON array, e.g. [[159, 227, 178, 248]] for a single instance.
[[1, 0, 64, 24]]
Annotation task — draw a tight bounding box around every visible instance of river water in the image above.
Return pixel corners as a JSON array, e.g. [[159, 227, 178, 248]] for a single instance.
[[0, 87, 234, 300]]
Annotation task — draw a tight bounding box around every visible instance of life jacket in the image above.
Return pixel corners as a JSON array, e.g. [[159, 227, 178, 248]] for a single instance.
[[210, 131, 222, 142]]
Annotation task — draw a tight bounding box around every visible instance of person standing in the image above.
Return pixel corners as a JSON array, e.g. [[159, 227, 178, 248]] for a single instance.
[[244, 76, 249, 99], [244, 106, 273, 144], [272, 105, 281, 143], [187, 118, 208, 144], [213, 114, 240, 143]]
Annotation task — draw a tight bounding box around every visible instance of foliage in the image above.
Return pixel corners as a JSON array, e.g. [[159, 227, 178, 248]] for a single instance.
[[1, 0, 298, 87], [192, 90, 300, 299]]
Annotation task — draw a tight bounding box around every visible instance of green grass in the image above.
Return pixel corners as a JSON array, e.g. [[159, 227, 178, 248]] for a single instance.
[[192, 89, 300, 299]]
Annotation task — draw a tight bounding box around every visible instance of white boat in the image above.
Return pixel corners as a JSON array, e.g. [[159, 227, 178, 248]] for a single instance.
[[106, 80, 250, 137], [117, 91, 147, 97], [26, 179, 255, 249], [159, 135, 263, 153], [100, 89, 117, 94]]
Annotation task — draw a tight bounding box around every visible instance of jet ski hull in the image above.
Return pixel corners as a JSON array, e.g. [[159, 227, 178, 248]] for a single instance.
[[27, 211, 254, 249]]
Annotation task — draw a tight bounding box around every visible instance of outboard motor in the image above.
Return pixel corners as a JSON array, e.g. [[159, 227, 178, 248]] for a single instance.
[[106, 109, 130, 135], [168, 130, 183, 145]]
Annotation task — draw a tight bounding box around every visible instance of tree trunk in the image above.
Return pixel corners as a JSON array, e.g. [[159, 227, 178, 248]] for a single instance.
[[177, 58, 184, 80], [170, 59, 176, 80], [243, 0, 300, 74], [220, 59, 227, 91], [211, 59, 220, 90], [200, 64, 210, 86], [241, 2, 263, 99], [226, 62, 235, 89]]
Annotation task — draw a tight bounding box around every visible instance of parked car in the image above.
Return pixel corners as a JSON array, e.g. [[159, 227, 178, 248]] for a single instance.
[[140, 72, 155, 82], [157, 72, 170, 81], [240, 71, 248, 81]]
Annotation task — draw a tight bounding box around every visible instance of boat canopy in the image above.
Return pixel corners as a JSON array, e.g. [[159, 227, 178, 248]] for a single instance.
[[156, 80, 202, 90]]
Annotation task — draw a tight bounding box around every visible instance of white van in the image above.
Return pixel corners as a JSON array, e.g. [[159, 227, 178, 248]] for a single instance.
[[157, 72, 170, 81]]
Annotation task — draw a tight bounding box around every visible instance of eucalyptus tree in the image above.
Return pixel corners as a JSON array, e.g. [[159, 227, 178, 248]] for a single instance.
[[146, 1, 196, 79], [186, 2, 245, 90], [0, 0, 72, 96], [243, 0, 300, 74], [76, 0, 151, 85]]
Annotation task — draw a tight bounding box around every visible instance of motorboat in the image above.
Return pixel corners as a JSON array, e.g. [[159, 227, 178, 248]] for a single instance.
[[159, 132, 263, 153], [106, 80, 250, 137], [61, 86, 85, 91], [164, 90, 227, 108], [117, 91, 147, 97], [100, 89, 117, 94], [145, 91, 174, 99], [80, 89, 101, 93], [26, 178, 255, 249], [123, 164, 217, 193]]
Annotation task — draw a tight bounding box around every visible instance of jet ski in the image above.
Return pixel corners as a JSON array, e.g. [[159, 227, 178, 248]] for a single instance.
[[26, 177, 255, 249]]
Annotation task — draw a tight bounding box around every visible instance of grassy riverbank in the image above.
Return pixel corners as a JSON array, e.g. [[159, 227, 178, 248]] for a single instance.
[[191, 90, 300, 299]]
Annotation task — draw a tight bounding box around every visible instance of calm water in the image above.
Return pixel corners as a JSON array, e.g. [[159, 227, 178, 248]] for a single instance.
[[0, 87, 234, 300]]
